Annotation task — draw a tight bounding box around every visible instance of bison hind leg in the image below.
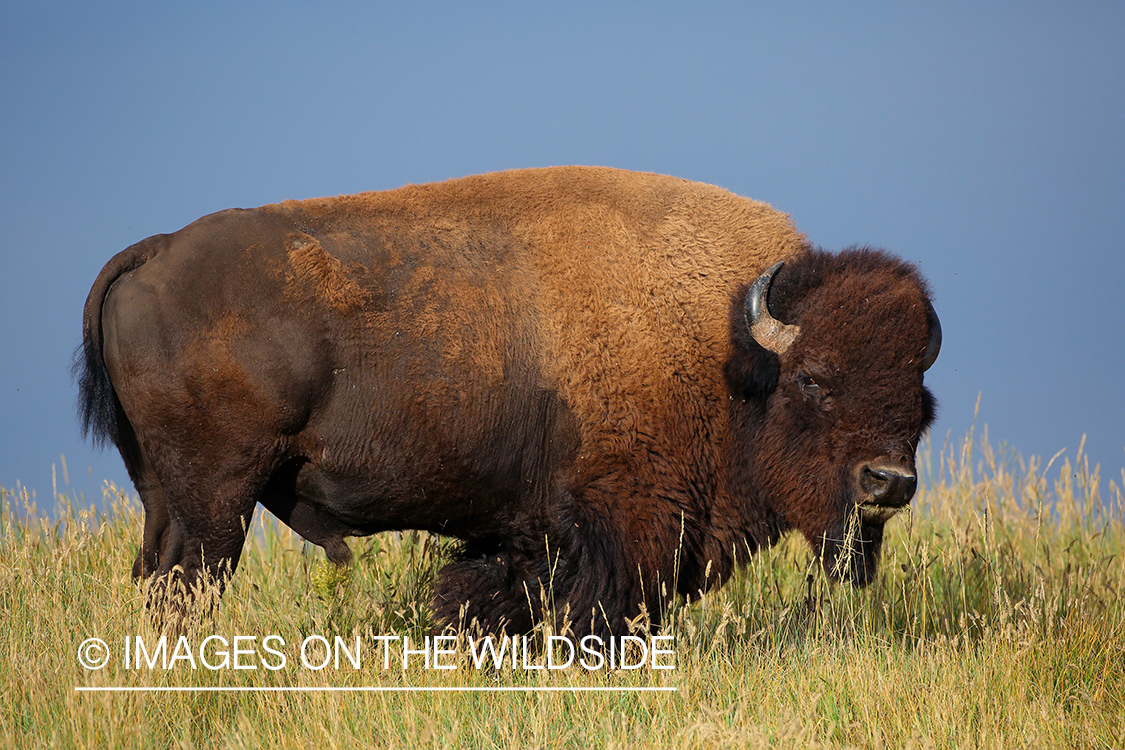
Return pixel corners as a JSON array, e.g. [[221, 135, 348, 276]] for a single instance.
[[126, 453, 260, 627], [113, 428, 171, 583], [433, 544, 536, 635], [130, 472, 172, 582]]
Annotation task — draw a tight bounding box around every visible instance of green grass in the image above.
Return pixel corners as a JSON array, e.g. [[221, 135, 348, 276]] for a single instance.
[[2, 430, 1123, 749]]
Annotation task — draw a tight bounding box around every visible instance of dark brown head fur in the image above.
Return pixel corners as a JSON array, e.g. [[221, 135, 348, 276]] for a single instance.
[[726, 247, 938, 585]]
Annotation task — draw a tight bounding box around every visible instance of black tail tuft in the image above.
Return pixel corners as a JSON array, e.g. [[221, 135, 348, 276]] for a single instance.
[[74, 235, 161, 450], [72, 337, 120, 449]]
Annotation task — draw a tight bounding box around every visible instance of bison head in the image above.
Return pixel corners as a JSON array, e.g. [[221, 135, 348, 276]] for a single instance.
[[726, 248, 940, 586]]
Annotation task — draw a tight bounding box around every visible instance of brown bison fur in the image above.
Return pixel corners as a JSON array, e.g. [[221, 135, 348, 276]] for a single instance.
[[76, 166, 939, 637]]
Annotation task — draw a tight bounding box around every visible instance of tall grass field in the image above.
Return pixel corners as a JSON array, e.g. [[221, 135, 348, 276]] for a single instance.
[[2, 430, 1123, 749]]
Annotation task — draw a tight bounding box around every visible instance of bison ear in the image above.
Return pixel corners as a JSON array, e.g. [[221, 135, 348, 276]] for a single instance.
[[724, 344, 780, 403]]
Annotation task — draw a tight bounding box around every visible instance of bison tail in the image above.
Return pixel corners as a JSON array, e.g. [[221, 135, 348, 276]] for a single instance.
[[73, 235, 164, 448]]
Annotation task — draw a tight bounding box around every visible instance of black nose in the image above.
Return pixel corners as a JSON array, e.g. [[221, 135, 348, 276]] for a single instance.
[[859, 462, 917, 507]]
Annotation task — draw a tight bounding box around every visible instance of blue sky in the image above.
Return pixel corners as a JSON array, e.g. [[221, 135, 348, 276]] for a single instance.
[[2, 2, 1123, 510]]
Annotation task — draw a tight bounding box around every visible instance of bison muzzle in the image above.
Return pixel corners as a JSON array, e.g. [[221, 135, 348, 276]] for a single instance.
[[76, 167, 940, 637]]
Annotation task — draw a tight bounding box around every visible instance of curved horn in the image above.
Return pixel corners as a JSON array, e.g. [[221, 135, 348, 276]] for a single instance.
[[922, 301, 941, 372], [745, 261, 800, 355]]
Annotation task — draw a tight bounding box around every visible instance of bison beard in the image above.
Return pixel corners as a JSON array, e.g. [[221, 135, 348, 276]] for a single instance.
[[75, 167, 939, 638]]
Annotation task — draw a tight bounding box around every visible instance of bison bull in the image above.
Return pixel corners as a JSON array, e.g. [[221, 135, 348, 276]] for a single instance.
[[77, 166, 940, 637]]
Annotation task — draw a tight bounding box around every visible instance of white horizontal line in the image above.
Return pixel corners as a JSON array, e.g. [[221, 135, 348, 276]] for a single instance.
[[75, 685, 677, 693]]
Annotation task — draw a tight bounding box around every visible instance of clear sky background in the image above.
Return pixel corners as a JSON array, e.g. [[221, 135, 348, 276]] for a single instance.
[[2, 3, 1122, 511]]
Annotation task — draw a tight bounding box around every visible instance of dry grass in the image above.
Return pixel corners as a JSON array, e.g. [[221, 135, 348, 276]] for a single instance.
[[1, 429, 1122, 749]]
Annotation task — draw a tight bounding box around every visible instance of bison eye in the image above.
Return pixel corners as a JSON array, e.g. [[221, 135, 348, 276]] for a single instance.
[[797, 372, 825, 401]]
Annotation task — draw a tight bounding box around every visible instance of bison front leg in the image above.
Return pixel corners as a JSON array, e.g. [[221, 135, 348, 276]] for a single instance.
[[434, 545, 537, 636], [542, 516, 663, 639], [434, 506, 671, 640]]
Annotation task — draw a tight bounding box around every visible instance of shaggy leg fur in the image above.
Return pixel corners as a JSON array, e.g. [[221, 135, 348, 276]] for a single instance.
[[434, 545, 536, 635], [433, 493, 672, 640], [539, 511, 660, 639]]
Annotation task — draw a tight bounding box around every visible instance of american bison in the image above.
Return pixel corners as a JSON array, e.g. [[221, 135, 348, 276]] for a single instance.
[[77, 166, 939, 637]]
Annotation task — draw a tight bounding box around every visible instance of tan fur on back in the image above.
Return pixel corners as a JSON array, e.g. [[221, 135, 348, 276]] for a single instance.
[[285, 235, 370, 314], [271, 166, 806, 463]]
